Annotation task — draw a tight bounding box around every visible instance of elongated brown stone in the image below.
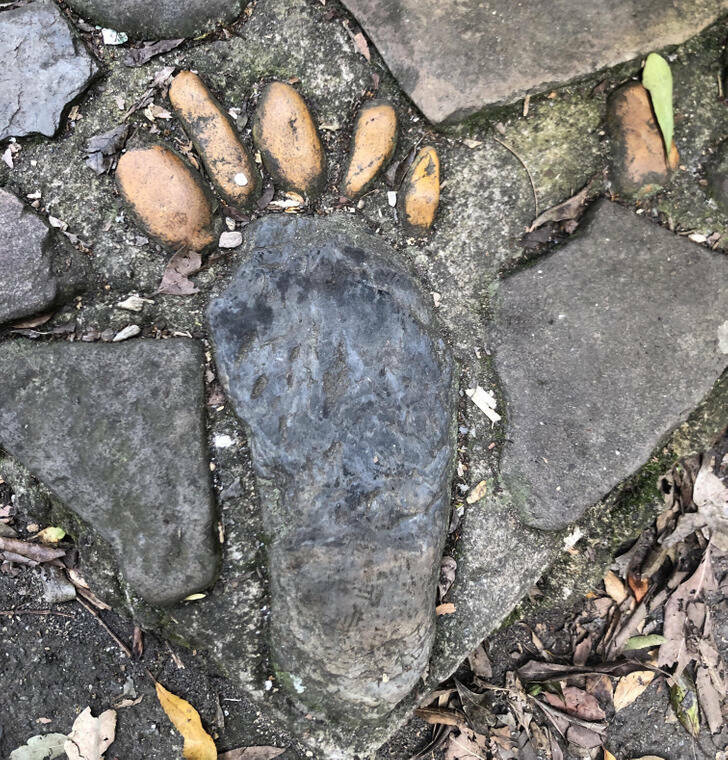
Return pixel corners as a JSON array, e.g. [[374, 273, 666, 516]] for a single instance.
[[116, 145, 216, 251], [607, 81, 679, 199], [252, 82, 326, 198], [169, 71, 261, 209], [341, 100, 397, 199], [398, 145, 440, 234]]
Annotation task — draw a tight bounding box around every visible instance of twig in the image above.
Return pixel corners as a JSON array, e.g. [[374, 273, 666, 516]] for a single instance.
[[492, 135, 539, 218], [76, 597, 132, 658], [0, 608, 74, 618]]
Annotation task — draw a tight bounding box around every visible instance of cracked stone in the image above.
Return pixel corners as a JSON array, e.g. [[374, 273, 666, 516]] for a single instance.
[[0, 339, 220, 606], [492, 199, 728, 531], [208, 214, 456, 722], [340, 0, 727, 124], [0, 0, 98, 141], [0, 187, 86, 327]]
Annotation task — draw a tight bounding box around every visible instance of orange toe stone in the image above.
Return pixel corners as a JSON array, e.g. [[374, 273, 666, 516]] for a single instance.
[[252, 81, 326, 199], [607, 81, 676, 198], [398, 145, 440, 234], [341, 100, 397, 199], [116, 145, 216, 252], [169, 70, 261, 210]]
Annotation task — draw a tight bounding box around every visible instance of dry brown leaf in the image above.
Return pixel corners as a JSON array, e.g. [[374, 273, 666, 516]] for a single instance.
[[436, 603, 456, 615], [565, 723, 602, 748], [64, 707, 117, 760], [444, 730, 488, 760], [561, 686, 606, 721], [613, 671, 655, 712], [658, 547, 717, 671], [695, 665, 723, 734], [155, 682, 217, 760], [527, 183, 591, 232], [627, 574, 649, 603], [157, 250, 202, 296], [217, 748, 285, 760], [603, 570, 628, 604], [439, 555, 457, 599], [468, 643, 492, 680]]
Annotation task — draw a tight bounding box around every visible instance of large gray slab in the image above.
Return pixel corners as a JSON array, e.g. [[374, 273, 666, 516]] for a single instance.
[[66, 0, 248, 39], [208, 214, 457, 724], [0, 188, 85, 326], [0, 339, 220, 606], [0, 0, 98, 141], [340, 0, 728, 124], [493, 199, 728, 531]]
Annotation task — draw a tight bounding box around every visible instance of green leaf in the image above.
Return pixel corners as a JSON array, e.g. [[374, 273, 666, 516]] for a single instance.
[[624, 634, 667, 650], [642, 53, 674, 159], [670, 673, 700, 737]]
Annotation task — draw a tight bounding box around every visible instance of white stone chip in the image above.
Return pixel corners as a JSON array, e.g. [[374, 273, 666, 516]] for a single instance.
[[112, 324, 141, 342], [387, 191, 397, 207], [116, 295, 152, 312], [213, 434, 235, 448], [233, 172, 248, 187], [465, 386, 501, 423], [219, 231, 243, 249]]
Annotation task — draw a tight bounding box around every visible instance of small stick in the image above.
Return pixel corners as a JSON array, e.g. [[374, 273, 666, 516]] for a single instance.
[[76, 597, 132, 658], [492, 135, 539, 218]]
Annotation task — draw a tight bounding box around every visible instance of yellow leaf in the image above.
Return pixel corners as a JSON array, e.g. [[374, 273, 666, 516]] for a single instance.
[[603, 750, 616, 760], [613, 670, 655, 712], [35, 526, 66, 544], [155, 682, 217, 760]]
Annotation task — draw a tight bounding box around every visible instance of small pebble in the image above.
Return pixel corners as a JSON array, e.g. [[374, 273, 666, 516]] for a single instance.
[[219, 231, 243, 249]]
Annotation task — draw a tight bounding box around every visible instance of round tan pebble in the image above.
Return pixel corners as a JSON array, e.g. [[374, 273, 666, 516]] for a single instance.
[[169, 71, 261, 209], [606, 81, 679, 199], [341, 100, 397, 199], [398, 145, 440, 234], [116, 145, 216, 252], [252, 81, 326, 198]]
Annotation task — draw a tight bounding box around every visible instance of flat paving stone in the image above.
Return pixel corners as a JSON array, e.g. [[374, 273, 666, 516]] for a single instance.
[[340, 0, 727, 124], [0, 187, 85, 326], [208, 214, 456, 723], [0, 0, 98, 141], [492, 199, 728, 531], [0, 339, 219, 606], [66, 0, 248, 40]]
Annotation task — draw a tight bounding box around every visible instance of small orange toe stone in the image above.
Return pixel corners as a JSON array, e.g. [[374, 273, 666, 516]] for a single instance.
[[607, 81, 675, 198], [116, 145, 216, 252], [398, 145, 440, 234], [252, 81, 326, 199], [169, 70, 261, 210], [341, 100, 397, 199]]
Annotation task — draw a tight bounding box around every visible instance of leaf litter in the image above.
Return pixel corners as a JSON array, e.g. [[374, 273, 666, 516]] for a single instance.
[[417, 434, 728, 759]]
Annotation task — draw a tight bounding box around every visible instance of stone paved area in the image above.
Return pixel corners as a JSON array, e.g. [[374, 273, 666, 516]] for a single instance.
[[0, 340, 219, 606], [0, 0, 727, 757], [341, 0, 728, 123]]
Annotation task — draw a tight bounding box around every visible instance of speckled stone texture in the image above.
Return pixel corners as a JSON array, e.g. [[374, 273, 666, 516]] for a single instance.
[[66, 0, 248, 40], [0, 0, 98, 140], [0, 340, 220, 606], [340, 0, 728, 123], [0, 187, 85, 326], [209, 214, 456, 723], [493, 199, 728, 531]]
